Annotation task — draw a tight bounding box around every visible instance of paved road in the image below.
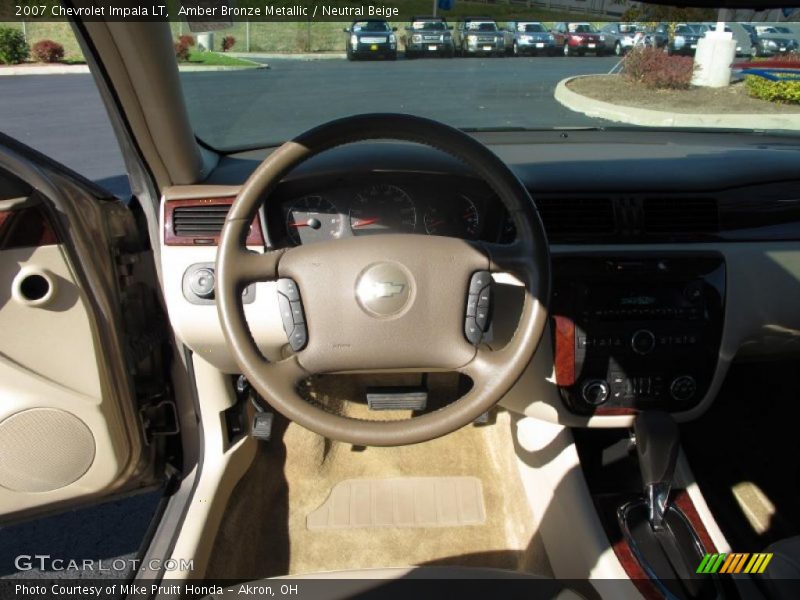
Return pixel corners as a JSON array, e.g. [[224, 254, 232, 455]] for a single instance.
[[182, 55, 619, 149], [0, 55, 619, 197]]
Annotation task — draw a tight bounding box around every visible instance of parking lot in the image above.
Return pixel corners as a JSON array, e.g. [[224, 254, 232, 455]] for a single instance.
[[0, 55, 619, 196]]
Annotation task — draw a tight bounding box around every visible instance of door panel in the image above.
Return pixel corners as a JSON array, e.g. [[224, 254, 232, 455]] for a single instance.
[[0, 141, 168, 522]]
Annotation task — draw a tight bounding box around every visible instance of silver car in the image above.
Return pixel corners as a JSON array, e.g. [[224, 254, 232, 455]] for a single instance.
[[503, 21, 557, 56], [599, 22, 644, 56]]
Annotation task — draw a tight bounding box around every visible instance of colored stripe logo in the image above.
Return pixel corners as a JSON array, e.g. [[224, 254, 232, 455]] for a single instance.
[[696, 553, 773, 574]]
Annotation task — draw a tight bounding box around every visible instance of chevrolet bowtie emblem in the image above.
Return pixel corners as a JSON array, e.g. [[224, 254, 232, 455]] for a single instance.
[[356, 263, 413, 317], [370, 281, 405, 298]]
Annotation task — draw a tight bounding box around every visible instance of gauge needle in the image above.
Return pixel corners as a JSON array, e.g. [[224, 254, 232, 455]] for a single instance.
[[352, 218, 379, 228], [428, 220, 445, 227], [288, 221, 310, 228]]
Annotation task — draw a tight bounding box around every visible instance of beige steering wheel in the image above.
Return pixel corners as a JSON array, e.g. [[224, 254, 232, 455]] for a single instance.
[[216, 114, 550, 446]]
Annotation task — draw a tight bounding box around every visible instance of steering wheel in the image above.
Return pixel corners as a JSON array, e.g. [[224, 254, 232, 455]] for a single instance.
[[216, 114, 550, 446]]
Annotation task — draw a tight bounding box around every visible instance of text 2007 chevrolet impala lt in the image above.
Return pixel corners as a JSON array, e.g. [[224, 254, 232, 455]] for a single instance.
[[1, 1, 800, 599]]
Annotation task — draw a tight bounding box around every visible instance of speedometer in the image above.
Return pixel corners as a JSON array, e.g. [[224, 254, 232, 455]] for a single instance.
[[349, 184, 417, 235], [423, 195, 481, 239], [285, 195, 343, 245]]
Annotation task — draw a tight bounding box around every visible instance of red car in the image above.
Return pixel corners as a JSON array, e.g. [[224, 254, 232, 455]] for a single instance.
[[551, 22, 606, 56]]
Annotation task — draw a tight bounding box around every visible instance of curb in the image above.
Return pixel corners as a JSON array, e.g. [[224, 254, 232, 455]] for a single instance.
[[228, 52, 346, 60], [555, 75, 800, 131]]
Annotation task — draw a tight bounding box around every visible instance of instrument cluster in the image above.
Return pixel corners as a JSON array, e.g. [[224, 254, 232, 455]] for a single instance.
[[274, 178, 504, 246]]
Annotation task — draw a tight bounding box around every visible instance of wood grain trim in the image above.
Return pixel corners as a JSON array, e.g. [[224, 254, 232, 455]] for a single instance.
[[553, 315, 576, 386], [673, 489, 718, 555], [163, 197, 264, 246], [598, 490, 717, 600], [595, 407, 638, 416]]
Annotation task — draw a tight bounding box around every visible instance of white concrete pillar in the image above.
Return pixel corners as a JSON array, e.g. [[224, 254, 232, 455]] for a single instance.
[[692, 22, 737, 88]]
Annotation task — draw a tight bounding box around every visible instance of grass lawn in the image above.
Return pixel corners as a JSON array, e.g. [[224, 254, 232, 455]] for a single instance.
[[184, 51, 259, 67]]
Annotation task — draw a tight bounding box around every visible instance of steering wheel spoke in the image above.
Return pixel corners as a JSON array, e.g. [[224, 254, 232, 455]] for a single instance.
[[229, 248, 284, 284]]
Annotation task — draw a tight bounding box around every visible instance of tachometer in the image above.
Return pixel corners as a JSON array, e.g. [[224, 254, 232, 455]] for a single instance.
[[285, 195, 343, 245], [423, 195, 481, 239], [349, 184, 416, 235]]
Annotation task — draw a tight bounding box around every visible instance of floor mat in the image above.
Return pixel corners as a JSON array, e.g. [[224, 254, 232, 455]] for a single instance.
[[307, 476, 486, 530], [206, 379, 551, 581], [682, 359, 800, 551]]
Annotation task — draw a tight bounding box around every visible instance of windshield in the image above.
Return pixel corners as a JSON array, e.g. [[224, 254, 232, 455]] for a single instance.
[[412, 21, 445, 31], [467, 22, 497, 32], [521, 23, 546, 33], [179, 17, 800, 150], [353, 21, 390, 32]]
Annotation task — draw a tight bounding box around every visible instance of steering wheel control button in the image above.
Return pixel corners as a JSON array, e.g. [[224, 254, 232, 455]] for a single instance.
[[277, 278, 308, 351], [469, 271, 492, 295], [355, 262, 413, 318], [670, 375, 697, 402], [581, 379, 610, 406], [277, 278, 301, 302], [465, 271, 492, 345], [631, 329, 657, 355]]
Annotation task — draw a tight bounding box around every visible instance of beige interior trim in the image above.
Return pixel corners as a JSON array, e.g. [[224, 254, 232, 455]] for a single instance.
[[513, 417, 642, 598], [163, 354, 256, 580], [0, 245, 134, 517], [77, 18, 210, 187]]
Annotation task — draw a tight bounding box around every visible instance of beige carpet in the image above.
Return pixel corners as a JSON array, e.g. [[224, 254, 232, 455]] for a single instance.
[[206, 375, 551, 581]]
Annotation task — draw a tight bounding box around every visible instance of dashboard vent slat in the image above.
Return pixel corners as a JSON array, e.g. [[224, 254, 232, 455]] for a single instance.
[[643, 197, 719, 234], [173, 204, 230, 237]]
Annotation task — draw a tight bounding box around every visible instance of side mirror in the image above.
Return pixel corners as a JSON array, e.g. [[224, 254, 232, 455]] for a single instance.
[[448, 26, 453, 30], [392, 27, 397, 32], [342, 28, 349, 33]]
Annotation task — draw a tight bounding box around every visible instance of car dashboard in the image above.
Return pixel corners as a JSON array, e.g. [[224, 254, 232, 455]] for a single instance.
[[267, 173, 511, 247], [160, 129, 800, 428]]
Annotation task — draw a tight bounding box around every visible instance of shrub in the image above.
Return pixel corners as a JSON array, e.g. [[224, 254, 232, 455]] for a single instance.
[[221, 35, 236, 52], [178, 34, 195, 47], [745, 52, 800, 104], [174, 40, 191, 62], [0, 27, 29, 65], [622, 46, 695, 90], [31, 40, 64, 63]]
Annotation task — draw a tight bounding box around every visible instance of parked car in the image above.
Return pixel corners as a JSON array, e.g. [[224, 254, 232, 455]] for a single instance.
[[454, 17, 505, 56], [599, 22, 643, 56], [665, 23, 703, 55], [404, 15, 454, 58], [695, 23, 758, 56], [344, 19, 398, 61], [749, 24, 800, 56], [502, 21, 557, 56], [644, 23, 670, 50], [551, 22, 606, 56]]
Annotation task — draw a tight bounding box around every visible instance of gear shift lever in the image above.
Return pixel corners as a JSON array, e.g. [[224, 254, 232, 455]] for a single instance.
[[634, 411, 680, 531]]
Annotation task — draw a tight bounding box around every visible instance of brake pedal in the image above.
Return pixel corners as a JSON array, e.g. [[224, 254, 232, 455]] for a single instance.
[[366, 387, 427, 411]]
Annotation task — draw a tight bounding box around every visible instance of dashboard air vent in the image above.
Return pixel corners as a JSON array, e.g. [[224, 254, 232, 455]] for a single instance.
[[643, 197, 719, 233], [172, 204, 230, 237], [537, 197, 616, 237]]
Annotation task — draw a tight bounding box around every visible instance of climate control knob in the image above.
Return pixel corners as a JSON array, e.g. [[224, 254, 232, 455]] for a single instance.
[[631, 329, 656, 355], [581, 379, 610, 406], [670, 375, 697, 402]]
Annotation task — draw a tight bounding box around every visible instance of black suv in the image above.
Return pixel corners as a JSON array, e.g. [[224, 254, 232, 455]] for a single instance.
[[344, 20, 398, 61], [404, 15, 454, 58]]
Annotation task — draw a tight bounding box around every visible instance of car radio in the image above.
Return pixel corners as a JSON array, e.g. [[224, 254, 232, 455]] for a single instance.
[[551, 254, 725, 415]]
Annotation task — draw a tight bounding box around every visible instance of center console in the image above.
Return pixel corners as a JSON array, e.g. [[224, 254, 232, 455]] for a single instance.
[[552, 254, 726, 415]]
